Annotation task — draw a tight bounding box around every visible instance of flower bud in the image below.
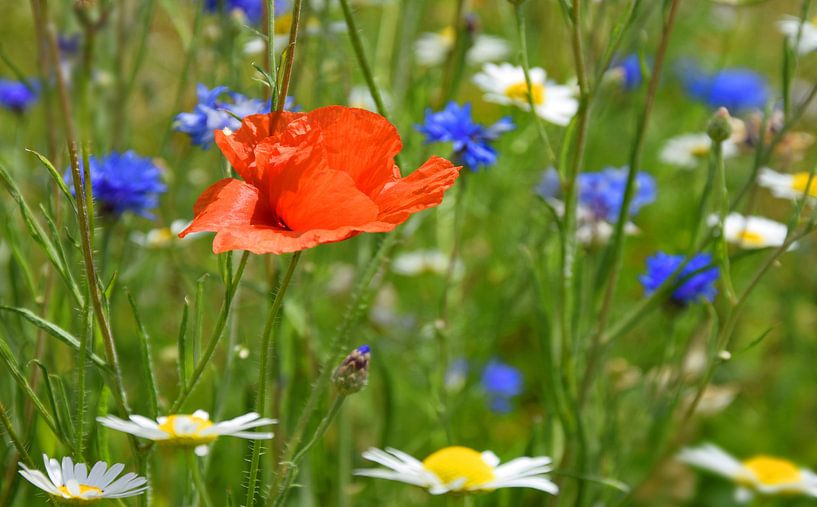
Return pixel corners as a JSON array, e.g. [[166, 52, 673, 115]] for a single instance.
[[333, 345, 370, 395], [707, 107, 733, 143]]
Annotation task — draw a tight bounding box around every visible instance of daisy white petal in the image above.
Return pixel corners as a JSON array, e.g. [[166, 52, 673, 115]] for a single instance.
[[357, 446, 557, 496], [18, 455, 147, 502]]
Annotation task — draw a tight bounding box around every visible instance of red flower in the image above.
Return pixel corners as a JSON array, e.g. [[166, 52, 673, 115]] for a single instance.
[[180, 106, 461, 254]]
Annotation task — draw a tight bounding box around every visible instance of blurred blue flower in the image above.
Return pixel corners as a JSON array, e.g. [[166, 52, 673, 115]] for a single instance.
[[445, 358, 469, 391], [64, 151, 166, 218], [610, 54, 645, 90], [481, 359, 523, 414], [681, 66, 769, 113], [203, 0, 288, 24], [0, 79, 38, 113], [174, 84, 268, 148], [537, 167, 656, 222], [640, 252, 720, 305], [416, 101, 514, 171]]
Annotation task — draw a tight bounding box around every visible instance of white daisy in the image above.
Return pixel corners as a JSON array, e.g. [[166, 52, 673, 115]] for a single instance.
[[778, 15, 817, 55], [18, 454, 147, 503], [758, 167, 817, 200], [355, 446, 558, 496], [473, 63, 578, 126], [391, 250, 463, 277], [708, 212, 790, 249], [130, 219, 199, 248], [347, 85, 392, 112], [659, 133, 738, 169], [678, 444, 817, 503], [414, 29, 510, 67], [97, 410, 275, 456]]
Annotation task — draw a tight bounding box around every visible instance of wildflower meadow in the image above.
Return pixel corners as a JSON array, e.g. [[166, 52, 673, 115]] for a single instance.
[[3, 0, 817, 506]]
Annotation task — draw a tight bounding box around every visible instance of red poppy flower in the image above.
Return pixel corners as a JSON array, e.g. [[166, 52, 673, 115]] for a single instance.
[[180, 106, 461, 254]]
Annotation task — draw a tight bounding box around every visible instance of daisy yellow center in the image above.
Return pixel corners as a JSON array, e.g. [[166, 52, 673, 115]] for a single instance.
[[157, 415, 217, 445], [422, 446, 495, 490], [440, 26, 456, 45], [742, 456, 802, 486], [57, 483, 102, 498], [505, 81, 545, 106], [690, 143, 711, 157], [791, 172, 817, 197], [737, 230, 765, 245], [275, 14, 292, 35]]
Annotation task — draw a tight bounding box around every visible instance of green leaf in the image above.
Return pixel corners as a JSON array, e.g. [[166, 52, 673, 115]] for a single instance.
[[126, 289, 160, 418], [26, 149, 78, 214], [0, 306, 108, 370]]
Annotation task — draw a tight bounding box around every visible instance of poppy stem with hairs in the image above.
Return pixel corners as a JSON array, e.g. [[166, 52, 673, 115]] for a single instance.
[[245, 251, 302, 507], [270, 232, 399, 503], [271, 395, 346, 507], [276, 0, 302, 110]]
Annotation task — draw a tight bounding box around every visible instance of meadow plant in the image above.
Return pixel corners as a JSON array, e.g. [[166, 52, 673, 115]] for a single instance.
[[3, 1, 817, 506]]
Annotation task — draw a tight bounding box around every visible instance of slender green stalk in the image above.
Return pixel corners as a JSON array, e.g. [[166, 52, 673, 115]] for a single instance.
[[267, 0, 278, 105], [74, 304, 92, 461], [585, 0, 683, 401], [159, 1, 204, 155], [513, 3, 556, 167], [276, 0, 302, 110], [338, 0, 388, 117], [245, 252, 302, 507], [189, 453, 214, 507], [170, 251, 250, 412], [42, 3, 131, 415], [270, 232, 398, 501], [712, 138, 737, 304], [271, 395, 346, 507], [0, 402, 34, 467]]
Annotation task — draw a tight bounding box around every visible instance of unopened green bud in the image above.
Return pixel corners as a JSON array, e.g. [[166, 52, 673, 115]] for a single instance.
[[332, 345, 370, 395], [707, 107, 733, 143]]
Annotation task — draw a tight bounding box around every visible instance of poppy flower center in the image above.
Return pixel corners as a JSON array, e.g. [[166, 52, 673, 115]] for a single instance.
[[505, 81, 545, 106], [792, 172, 817, 196], [422, 446, 495, 490], [157, 415, 217, 444], [742, 456, 802, 486]]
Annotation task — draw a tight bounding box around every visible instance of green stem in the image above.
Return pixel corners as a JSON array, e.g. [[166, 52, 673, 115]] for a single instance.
[[712, 139, 737, 304], [270, 232, 398, 502], [0, 402, 34, 466], [245, 252, 302, 507], [189, 453, 213, 507], [170, 251, 250, 412], [337, 0, 388, 117], [276, 0, 302, 110], [44, 4, 131, 416], [271, 396, 346, 507], [267, 0, 278, 105], [513, 3, 556, 167]]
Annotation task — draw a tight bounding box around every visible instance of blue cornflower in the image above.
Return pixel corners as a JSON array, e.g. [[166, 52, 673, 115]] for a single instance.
[[481, 359, 523, 414], [681, 66, 769, 113], [640, 252, 720, 305], [174, 84, 268, 148], [537, 167, 657, 222], [0, 79, 38, 113], [64, 151, 166, 218], [416, 101, 514, 171], [610, 54, 645, 90], [204, 0, 288, 24]]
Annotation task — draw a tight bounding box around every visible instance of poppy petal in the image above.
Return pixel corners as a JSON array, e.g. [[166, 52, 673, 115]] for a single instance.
[[307, 106, 403, 197], [180, 178, 274, 238], [375, 156, 461, 224], [253, 117, 380, 231], [212, 225, 361, 255], [215, 112, 304, 186]]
